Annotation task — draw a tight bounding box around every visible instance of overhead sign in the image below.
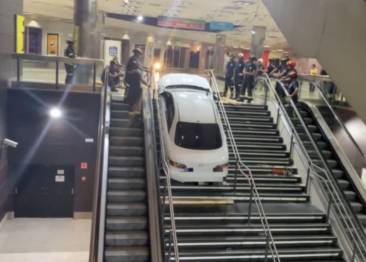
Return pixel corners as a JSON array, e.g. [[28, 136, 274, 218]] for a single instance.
[[209, 22, 235, 32], [158, 16, 206, 31], [15, 15, 25, 54]]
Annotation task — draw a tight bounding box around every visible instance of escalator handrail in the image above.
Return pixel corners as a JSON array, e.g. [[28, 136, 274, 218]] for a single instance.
[[263, 74, 366, 260], [313, 82, 366, 164], [142, 70, 164, 262], [89, 67, 111, 262], [208, 70, 281, 262], [154, 78, 180, 261]]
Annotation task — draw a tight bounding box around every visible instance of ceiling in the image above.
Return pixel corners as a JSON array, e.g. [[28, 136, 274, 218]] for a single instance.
[[24, 0, 288, 49]]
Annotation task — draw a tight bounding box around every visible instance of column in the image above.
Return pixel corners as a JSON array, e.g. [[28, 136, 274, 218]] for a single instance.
[[144, 35, 155, 68], [74, 0, 101, 58], [213, 34, 226, 76], [251, 26, 266, 59]]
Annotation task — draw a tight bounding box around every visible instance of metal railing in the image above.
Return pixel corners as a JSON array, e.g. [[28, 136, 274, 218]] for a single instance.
[[153, 75, 180, 262], [299, 78, 366, 175], [12, 53, 103, 91], [89, 67, 111, 262], [207, 70, 281, 262], [263, 74, 366, 261]]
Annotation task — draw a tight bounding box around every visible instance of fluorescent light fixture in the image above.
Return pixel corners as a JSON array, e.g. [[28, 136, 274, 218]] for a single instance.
[[137, 15, 144, 22], [49, 107, 63, 119]]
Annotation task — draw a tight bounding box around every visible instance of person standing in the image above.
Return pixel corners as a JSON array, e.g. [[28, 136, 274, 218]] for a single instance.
[[309, 64, 319, 92], [125, 48, 147, 114], [64, 40, 76, 85], [234, 53, 245, 100], [223, 55, 236, 98], [241, 56, 257, 99]]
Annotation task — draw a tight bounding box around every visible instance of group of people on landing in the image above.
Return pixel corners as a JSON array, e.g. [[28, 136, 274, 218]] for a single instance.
[[224, 54, 299, 103], [224, 54, 264, 100]]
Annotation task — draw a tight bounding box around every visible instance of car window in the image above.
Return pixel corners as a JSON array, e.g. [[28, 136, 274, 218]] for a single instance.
[[162, 92, 175, 131], [175, 122, 222, 150]]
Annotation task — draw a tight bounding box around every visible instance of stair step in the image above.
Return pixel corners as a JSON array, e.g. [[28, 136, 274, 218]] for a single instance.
[[110, 137, 144, 147], [108, 178, 145, 190], [105, 231, 148, 246], [110, 146, 144, 156], [107, 203, 147, 216], [111, 102, 130, 111], [107, 190, 146, 202], [104, 246, 149, 262], [109, 156, 144, 167], [109, 167, 145, 178], [110, 127, 143, 137], [111, 110, 129, 119], [106, 217, 147, 231]]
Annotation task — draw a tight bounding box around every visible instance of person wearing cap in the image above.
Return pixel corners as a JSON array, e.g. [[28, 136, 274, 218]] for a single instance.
[[64, 40, 76, 85], [241, 56, 257, 99], [223, 54, 236, 98], [234, 53, 245, 100], [125, 48, 147, 114]]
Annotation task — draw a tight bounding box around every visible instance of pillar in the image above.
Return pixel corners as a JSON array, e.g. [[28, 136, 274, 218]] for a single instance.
[[213, 34, 226, 76], [144, 35, 155, 68], [251, 26, 266, 59], [74, 0, 101, 58]]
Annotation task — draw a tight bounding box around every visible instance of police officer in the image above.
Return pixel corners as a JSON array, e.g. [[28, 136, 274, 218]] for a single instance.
[[241, 56, 257, 98], [64, 40, 76, 85], [224, 55, 236, 98], [234, 53, 245, 99], [125, 48, 147, 113]]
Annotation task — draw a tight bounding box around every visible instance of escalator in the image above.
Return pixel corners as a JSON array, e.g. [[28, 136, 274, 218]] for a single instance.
[[295, 102, 366, 226], [103, 98, 149, 261]]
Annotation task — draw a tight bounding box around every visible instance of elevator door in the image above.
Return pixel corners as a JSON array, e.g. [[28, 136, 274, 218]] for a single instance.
[[15, 165, 74, 217]]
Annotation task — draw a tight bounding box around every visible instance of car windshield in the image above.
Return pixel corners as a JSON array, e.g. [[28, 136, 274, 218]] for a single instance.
[[175, 122, 222, 150]]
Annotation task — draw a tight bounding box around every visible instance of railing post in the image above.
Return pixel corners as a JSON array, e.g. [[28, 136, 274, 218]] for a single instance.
[[167, 231, 173, 261], [275, 107, 280, 127], [326, 198, 333, 223], [234, 159, 239, 194], [16, 56, 21, 88], [93, 63, 97, 92], [351, 243, 357, 262], [55, 60, 59, 90], [264, 79, 269, 106], [247, 181, 254, 226], [289, 134, 294, 158], [264, 234, 269, 262], [305, 167, 311, 195]]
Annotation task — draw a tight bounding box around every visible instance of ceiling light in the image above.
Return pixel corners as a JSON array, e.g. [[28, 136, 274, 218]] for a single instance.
[[137, 15, 144, 22], [166, 40, 172, 46], [251, 30, 256, 35], [49, 107, 63, 119], [122, 33, 130, 40], [27, 19, 41, 28]]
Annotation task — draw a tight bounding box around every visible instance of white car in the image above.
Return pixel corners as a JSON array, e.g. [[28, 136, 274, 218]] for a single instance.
[[158, 73, 229, 183]]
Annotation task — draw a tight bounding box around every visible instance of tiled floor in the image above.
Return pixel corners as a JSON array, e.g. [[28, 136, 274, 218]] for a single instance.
[[0, 218, 91, 262]]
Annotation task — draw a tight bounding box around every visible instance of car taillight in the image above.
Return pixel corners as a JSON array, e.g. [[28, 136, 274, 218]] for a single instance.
[[213, 163, 228, 172], [169, 159, 187, 169]]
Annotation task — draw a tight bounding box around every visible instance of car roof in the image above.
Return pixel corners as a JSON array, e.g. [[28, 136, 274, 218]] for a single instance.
[[169, 90, 217, 124], [159, 73, 211, 92]]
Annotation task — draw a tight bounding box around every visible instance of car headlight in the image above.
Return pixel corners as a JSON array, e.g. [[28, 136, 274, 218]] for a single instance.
[[213, 163, 228, 172], [169, 159, 187, 169]]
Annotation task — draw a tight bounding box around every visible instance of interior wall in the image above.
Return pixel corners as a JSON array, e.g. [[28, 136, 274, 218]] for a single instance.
[[263, 0, 366, 122], [0, 0, 23, 221], [7, 89, 100, 213]]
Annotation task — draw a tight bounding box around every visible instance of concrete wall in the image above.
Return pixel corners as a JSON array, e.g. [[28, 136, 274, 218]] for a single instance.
[[263, 0, 366, 122], [0, 0, 23, 221]]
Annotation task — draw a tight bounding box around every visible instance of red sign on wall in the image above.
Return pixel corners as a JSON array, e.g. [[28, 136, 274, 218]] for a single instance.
[[80, 162, 88, 170], [158, 16, 206, 31]]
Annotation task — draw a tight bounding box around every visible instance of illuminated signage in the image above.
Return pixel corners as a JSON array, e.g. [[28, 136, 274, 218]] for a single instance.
[[209, 22, 235, 32], [15, 15, 25, 54], [158, 16, 206, 31]]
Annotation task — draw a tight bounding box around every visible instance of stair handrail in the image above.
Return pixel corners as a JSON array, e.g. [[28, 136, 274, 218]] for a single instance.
[[207, 69, 281, 262], [154, 77, 180, 261], [263, 74, 366, 261], [89, 66, 111, 262]]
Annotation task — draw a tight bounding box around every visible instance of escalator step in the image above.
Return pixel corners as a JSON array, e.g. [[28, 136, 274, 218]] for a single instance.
[[104, 246, 149, 262], [106, 217, 147, 231], [105, 231, 148, 246]]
